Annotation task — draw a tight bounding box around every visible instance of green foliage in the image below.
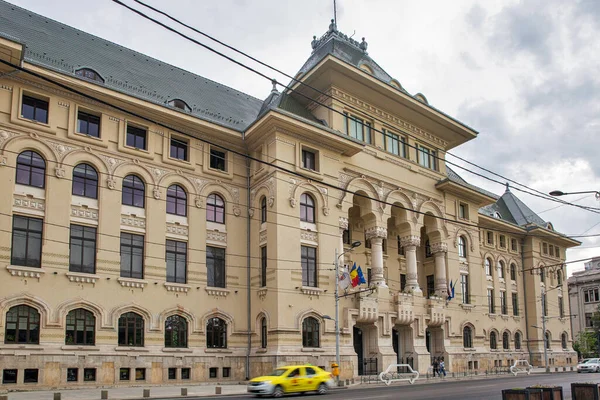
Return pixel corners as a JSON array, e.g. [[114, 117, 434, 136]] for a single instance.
[[573, 331, 598, 359]]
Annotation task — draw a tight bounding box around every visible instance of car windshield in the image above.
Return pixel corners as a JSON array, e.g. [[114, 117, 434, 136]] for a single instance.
[[265, 369, 288, 377]]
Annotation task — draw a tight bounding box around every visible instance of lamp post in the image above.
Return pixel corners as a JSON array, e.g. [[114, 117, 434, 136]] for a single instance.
[[549, 190, 600, 200], [334, 240, 361, 384]]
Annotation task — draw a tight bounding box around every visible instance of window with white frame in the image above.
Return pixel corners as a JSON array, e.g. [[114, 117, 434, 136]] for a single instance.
[[417, 144, 437, 170], [584, 288, 599, 303], [344, 113, 372, 144]]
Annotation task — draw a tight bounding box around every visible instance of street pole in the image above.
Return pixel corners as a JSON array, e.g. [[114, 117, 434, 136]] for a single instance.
[[334, 247, 340, 385], [542, 286, 549, 373]]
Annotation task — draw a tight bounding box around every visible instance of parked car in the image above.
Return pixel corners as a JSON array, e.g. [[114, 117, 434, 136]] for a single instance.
[[577, 358, 600, 373], [247, 365, 334, 397]]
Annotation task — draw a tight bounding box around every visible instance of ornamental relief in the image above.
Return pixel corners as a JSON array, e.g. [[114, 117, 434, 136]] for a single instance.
[[206, 230, 227, 243], [14, 196, 45, 212], [120, 215, 146, 229], [166, 223, 188, 236], [71, 206, 98, 221]]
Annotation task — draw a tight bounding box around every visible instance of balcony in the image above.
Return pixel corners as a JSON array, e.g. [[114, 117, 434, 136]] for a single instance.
[[427, 296, 445, 327], [396, 292, 414, 325], [357, 295, 378, 323]]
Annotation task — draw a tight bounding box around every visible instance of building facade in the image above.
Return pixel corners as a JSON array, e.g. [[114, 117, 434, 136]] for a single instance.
[[0, 2, 579, 389], [568, 257, 600, 343]]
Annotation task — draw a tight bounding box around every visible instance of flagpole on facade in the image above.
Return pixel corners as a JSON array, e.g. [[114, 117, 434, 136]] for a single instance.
[[335, 240, 361, 385]]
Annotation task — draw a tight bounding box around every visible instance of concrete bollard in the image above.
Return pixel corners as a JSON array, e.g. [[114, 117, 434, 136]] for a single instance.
[[215, 386, 222, 395], [345, 379, 350, 386], [181, 388, 188, 396], [101, 389, 108, 399], [54, 393, 61, 400], [143, 388, 150, 398]]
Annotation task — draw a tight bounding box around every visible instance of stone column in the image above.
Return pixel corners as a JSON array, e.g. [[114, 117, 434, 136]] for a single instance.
[[431, 242, 448, 297], [400, 235, 422, 294], [366, 226, 388, 287]]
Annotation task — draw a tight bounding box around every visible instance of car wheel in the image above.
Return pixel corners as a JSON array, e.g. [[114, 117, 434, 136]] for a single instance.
[[318, 383, 328, 395], [272, 386, 284, 398]]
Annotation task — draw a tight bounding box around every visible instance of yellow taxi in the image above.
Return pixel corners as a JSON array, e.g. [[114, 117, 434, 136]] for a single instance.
[[247, 365, 334, 397]]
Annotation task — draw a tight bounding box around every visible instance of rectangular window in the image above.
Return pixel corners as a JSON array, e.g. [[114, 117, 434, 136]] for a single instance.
[[210, 148, 226, 171], [511, 238, 518, 252], [260, 246, 267, 287], [11, 215, 43, 268], [558, 297, 564, 318], [383, 130, 407, 158], [301, 245, 317, 287], [222, 367, 231, 378], [585, 288, 599, 303], [398, 236, 404, 256], [500, 291, 507, 315], [207, 246, 226, 288], [170, 138, 188, 161], [555, 247, 560, 258], [135, 368, 145, 381], [542, 243, 548, 255], [181, 368, 190, 380], [301, 149, 316, 171], [166, 240, 187, 284], [168, 368, 177, 380], [542, 293, 548, 316], [119, 368, 130, 381], [22, 94, 48, 123], [120, 233, 144, 279], [77, 110, 100, 138], [461, 274, 469, 304], [345, 113, 371, 144], [209, 367, 218, 378], [400, 274, 406, 292], [69, 225, 97, 274], [84, 368, 96, 382], [427, 275, 435, 298], [486, 231, 494, 245], [499, 235, 506, 248], [367, 268, 372, 285], [488, 289, 495, 314], [24, 369, 38, 383], [417, 145, 437, 170], [343, 229, 351, 245], [67, 368, 78, 382], [459, 203, 468, 219], [586, 313, 593, 328], [126, 125, 147, 150], [3, 369, 17, 384]]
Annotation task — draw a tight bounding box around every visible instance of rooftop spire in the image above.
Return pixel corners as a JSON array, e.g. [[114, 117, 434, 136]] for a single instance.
[[505, 182, 510, 192]]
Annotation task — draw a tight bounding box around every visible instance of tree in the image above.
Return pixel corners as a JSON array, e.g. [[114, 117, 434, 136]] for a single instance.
[[573, 331, 598, 359]]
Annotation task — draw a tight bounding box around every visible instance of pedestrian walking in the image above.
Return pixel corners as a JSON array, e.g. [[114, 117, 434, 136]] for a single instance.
[[439, 357, 447, 377], [432, 358, 439, 377]]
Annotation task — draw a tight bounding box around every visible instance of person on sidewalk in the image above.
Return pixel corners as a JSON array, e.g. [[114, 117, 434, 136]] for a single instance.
[[432, 358, 439, 377], [439, 357, 447, 378]]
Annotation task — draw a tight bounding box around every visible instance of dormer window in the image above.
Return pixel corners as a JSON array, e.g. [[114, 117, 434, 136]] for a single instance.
[[494, 212, 502, 219], [167, 99, 191, 112], [75, 68, 104, 84]]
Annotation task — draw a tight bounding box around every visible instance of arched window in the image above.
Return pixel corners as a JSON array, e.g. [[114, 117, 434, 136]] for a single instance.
[[165, 315, 188, 348], [515, 332, 522, 350], [72, 163, 98, 199], [557, 270, 563, 285], [561, 333, 567, 349], [540, 267, 546, 284], [260, 196, 267, 224], [490, 331, 497, 350], [498, 260, 505, 279], [206, 193, 225, 224], [545, 332, 550, 349], [167, 99, 191, 112], [463, 326, 473, 348], [5, 305, 40, 344], [206, 317, 227, 348], [16, 151, 46, 188], [502, 332, 509, 350], [485, 258, 492, 277], [261, 317, 267, 349], [75, 68, 104, 83], [300, 193, 315, 223], [302, 317, 320, 348], [65, 308, 95, 346], [122, 175, 145, 208], [166, 185, 187, 216], [425, 240, 432, 258], [458, 236, 467, 258], [118, 312, 144, 347], [510, 263, 517, 281]]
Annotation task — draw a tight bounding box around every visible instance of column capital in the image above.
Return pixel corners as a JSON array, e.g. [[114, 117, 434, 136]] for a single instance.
[[431, 242, 448, 255], [365, 226, 387, 240], [339, 216, 349, 230], [400, 235, 420, 248]]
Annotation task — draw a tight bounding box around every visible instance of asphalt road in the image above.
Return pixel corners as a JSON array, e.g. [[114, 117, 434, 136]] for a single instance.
[[173, 372, 600, 400]]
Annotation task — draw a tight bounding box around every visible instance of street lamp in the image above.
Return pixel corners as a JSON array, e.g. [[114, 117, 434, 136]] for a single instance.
[[333, 240, 361, 384], [549, 190, 600, 200]]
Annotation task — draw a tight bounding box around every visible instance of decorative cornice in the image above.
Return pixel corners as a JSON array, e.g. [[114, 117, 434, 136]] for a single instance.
[[365, 226, 387, 240], [206, 230, 227, 243], [400, 235, 420, 248]]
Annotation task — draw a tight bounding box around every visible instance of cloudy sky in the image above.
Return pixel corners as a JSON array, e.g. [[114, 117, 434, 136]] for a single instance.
[[7, 0, 600, 275]]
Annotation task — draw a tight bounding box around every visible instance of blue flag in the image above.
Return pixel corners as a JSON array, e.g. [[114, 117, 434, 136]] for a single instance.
[[356, 265, 367, 285], [447, 280, 456, 301]]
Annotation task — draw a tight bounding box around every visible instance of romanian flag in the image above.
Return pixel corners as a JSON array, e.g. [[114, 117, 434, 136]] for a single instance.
[[349, 263, 367, 287]]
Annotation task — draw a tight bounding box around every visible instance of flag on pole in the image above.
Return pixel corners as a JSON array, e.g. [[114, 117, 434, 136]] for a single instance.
[[338, 265, 351, 291], [447, 279, 457, 301], [350, 263, 367, 287], [356, 265, 367, 285]]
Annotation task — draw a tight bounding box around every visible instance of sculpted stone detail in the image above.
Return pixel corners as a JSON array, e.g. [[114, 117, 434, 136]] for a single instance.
[[71, 206, 98, 221], [400, 235, 420, 248], [289, 198, 296, 208], [14, 196, 45, 212], [46, 140, 76, 161], [0, 157, 7, 167], [99, 154, 125, 175], [195, 196, 203, 208], [153, 188, 161, 200], [365, 226, 387, 240], [322, 207, 329, 216], [54, 167, 65, 178], [149, 166, 169, 181], [339, 217, 349, 230], [248, 208, 254, 218], [207, 231, 227, 243], [166, 224, 188, 236], [233, 207, 241, 217], [0, 129, 17, 149], [300, 230, 318, 242], [259, 230, 267, 244], [121, 216, 146, 229], [107, 178, 116, 190], [430, 242, 448, 254]]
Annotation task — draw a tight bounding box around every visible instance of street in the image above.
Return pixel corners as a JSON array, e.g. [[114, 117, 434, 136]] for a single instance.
[[173, 373, 599, 400]]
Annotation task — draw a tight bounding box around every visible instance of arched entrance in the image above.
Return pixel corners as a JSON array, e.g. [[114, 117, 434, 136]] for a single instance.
[[353, 326, 364, 376]]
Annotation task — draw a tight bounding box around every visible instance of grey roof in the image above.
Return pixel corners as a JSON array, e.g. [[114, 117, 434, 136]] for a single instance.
[[439, 166, 499, 200], [479, 185, 547, 228], [0, 0, 264, 132]]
